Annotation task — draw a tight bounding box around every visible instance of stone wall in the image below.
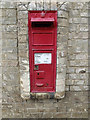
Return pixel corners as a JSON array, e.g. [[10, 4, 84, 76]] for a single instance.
[[0, 1, 2, 119], [1, 1, 89, 119], [17, 1, 69, 99]]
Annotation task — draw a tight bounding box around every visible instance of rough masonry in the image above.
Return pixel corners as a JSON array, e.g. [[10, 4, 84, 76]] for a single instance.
[[1, 1, 89, 119]]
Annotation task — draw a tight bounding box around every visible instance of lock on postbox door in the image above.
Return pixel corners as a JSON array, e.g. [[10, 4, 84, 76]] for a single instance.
[[28, 11, 57, 92]]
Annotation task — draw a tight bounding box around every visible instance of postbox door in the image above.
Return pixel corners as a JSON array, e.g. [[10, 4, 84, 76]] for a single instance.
[[31, 51, 55, 92], [28, 11, 57, 93]]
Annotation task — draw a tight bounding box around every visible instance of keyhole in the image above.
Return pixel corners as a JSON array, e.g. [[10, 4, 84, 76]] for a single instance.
[[37, 73, 39, 75]]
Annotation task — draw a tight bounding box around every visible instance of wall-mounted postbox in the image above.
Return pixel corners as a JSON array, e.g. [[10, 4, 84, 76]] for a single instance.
[[28, 11, 57, 92]]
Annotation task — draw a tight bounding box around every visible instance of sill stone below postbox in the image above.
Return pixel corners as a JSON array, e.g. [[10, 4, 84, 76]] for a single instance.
[[29, 92, 65, 100]]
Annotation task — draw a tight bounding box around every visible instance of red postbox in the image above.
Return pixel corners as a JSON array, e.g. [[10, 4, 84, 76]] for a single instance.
[[28, 11, 57, 92]]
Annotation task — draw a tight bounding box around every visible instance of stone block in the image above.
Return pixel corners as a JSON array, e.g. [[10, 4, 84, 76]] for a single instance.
[[2, 60, 18, 67], [44, 1, 50, 10], [0, 1, 16, 8], [3, 72, 19, 84], [69, 73, 88, 80], [18, 27, 28, 35], [57, 34, 68, 43], [70, 85, 89, 91], [56, 84, 65, 92], [69, 18, 88, 24], [2, 53, 17, 60], [57, 2, 69, 11], [2, 17, 16, 25], [44, 107, 56, 112], [20, 64, 29, 71], [57, 72, 66, 80], [17, 2, 28, 11], [42, 112, 53, 118], [18, 42, 28, 50], [2, 25, 17, 32], [69, 60, 88, 67], [2, 9, 16, 17], [76, 54, 88, 60], [69, 10, 80, 17], [67, 67, 75, 73], [72, 2, 88, 10], [18, 11, 28, 19], [56, 79, 65, 86], [2, 32, 17, 39], [54, 91, 65, 99], [37, 0, 43, 10], [18, 18, 28, 27], [58, 18, 68, 27], [68, 74, 77, 80], [19, 57, 29, 65], [66, 79, 88, 86], [57, 66, 66, 74], [36, 93, 48, 100], [2, 39, 17, 47], [57, 57, 66, 66], [68, 40, 88, 53], [2, 67, 18, 73], [57, 27, 68, 35], [28, 1, 37, 10], [81, 11, 88, 17], [2, 47, 17, 53], [58, 10, 68, 18], [19, 50, 29, 58], [76, 67, 87, 73], [53, 112, 67, 118], [51, 1, 57, 10], [80, 25, 88, 32], [65, 86, 69, 91], [18, 35, 27, 43]]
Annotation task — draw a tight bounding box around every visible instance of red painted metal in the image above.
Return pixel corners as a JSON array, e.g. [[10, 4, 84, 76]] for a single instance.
[[28, 11, 57, 93], [31, 18, 55, 22]]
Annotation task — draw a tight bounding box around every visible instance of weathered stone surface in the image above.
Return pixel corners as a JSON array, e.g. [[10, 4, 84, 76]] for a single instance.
[[28, 1, 37, 10], [18, 18, 28, 27], [2, 53, 17, 60], [18, 11, 28, 19], [58, 18, 68, 27], [0, 1, 16, 8], [2, 9, 16, 17], [51, 1, 57, 10], [2, 25, 17, 32], [57, 27, 68, 34], [2, 60, 18, 67], [70, 86, 89, 91], [76, 67, 87, 73], [2, 17, 16, 25], [2, 32, 17, 39], [44, 1, 50, 10], [17, 2, 28, 11], [2, 1, 89, 119], [57, 2, 69, 11], [69, 60, 88, 67], [54, 92, 65, 99], [18, 35, 27, 43], [18, 27, 27, 35], [20, 71, 30, 99], [69, 18, 88, 24], [2, 39, 17, 47], [37, 0, 43, 10], [2, 47, 17, 53], [58, 10, 68, 18]]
